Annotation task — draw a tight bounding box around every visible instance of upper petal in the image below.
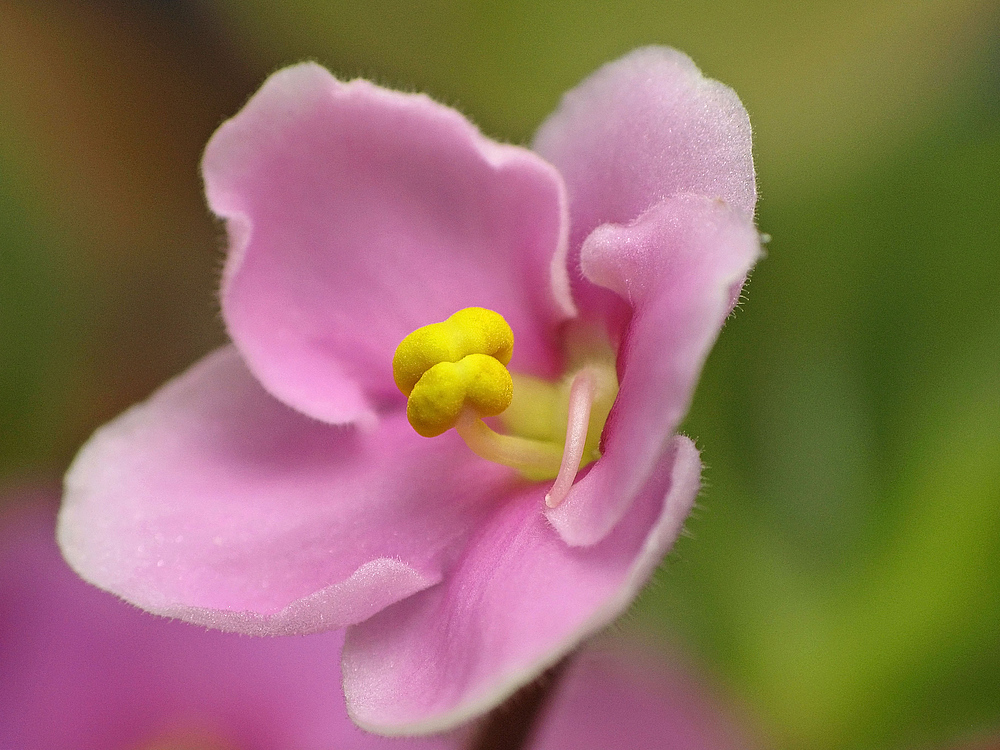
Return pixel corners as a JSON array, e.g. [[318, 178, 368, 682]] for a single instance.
[[58, 347, 516, 635], [204, 63, 572, 424], [2, 498, 461, 750], [533, 46, 756, 323], [534, 46, 756, 232], [548, 195, 761, 546], [341, 436, 701, 735]]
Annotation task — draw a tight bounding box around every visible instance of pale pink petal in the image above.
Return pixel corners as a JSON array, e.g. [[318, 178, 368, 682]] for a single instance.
[[58, 347, 517, 635], [341, 436, 700, 736], [532, 643, 757, 750], [204, 63, 571, 424], [2, 498, 462, 750], [548, 195, 759, 546], [533, 46, 756, 324]]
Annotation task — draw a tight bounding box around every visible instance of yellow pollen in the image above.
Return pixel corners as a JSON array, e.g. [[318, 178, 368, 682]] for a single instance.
[[393, 308, 515, 437]]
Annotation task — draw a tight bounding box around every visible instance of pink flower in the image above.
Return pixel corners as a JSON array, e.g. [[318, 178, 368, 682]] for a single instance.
[[58, 47, 759, 735], [532, 644, 759, 750], [2, 495, 757, 750]]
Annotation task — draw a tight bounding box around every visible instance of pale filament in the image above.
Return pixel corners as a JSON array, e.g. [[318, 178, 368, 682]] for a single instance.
[[544, 368, 597, 509], [455, 413, 564, 478]]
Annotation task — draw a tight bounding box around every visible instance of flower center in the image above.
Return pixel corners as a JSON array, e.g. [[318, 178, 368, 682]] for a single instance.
[[392, 307, 618, 507]]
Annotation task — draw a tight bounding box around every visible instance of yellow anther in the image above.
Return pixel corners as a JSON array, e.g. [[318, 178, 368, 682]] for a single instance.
[[393, 308, 515, 437], [406, 354, 513, 437], [392, 308, 514, 396]]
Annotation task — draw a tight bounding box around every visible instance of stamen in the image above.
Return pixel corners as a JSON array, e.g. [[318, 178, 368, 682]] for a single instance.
[[393, 308, 515, 437], [393, 309, 618, 489], [406, 354, 512, 437], [455, 413, 564, 480], [545, 369, 597, 508]]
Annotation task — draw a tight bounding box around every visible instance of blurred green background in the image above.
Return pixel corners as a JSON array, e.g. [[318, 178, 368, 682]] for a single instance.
[[1, 1, 998, 748]]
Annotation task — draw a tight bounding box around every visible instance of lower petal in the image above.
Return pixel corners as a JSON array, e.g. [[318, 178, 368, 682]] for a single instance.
[[548, 195, 760, 546], [59, 347, 515, 635], [341, 436, 700, 735]]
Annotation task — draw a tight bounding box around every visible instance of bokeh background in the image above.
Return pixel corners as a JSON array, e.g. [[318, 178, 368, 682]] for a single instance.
[[2, 1, 998, 748]]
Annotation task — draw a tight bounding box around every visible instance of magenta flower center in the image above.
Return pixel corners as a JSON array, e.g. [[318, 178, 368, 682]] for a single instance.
[[393, 307, 619, 507]]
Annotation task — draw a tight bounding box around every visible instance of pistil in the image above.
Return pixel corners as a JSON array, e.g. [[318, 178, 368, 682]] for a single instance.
[[545, 368, 597, 508]]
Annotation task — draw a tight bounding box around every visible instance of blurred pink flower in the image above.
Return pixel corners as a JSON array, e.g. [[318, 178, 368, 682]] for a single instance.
[[2, 494, 758, 750], [58, 47, 759, 734], [1, 495, 459, 750], [533, 644, 758, 750]]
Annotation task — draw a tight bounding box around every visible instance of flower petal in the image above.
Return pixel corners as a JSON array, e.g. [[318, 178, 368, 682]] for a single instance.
[[58, 347, 516, 635], [3, 498, 462, 750], [533, 46, 756, 324], [341, 436, 700, 735], [533, 642, 756, 750], [204, 63, 571, 424], [548, 195, 760, 546]]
